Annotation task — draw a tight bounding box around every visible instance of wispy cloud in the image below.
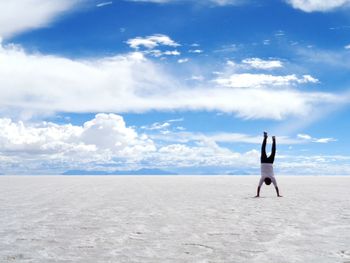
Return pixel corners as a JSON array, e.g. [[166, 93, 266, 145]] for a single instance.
[[189, 49, 203, 54], [96, 1, 113, 7], [178, 58, 189, 63], [242, 58, 283, 70], [214, 73, 318, 88], [141, 122, 171, 130], [297, 133, 337, 143], [125, 0, 246, 6], [0, 42, 340, 120], [151, 131, 323, 145]]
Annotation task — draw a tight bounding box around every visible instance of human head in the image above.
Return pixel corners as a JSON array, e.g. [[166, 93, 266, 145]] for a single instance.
[[264, 177, 272, 185]]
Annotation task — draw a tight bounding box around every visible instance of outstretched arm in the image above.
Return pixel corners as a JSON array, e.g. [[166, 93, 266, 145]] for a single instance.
[[255, 186, 261, 197], [275, 186, 282, 197]]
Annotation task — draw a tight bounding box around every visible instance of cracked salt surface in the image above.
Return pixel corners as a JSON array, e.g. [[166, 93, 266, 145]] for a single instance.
[[0, 176, 349, 262]]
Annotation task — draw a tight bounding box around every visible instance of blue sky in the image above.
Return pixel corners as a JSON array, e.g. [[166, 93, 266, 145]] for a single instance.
[[1, 0, 350, 174]]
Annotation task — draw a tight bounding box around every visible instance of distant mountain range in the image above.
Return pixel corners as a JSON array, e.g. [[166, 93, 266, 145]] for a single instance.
[[225, 170, 255, 175], [62, 168, 177, 175]]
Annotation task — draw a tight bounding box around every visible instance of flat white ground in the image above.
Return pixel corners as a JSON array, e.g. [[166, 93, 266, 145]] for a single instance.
[[0, 176, 349, 263]]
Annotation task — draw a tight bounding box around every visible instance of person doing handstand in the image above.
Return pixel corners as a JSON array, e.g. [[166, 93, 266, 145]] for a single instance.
[[255, 132, 282, 197]]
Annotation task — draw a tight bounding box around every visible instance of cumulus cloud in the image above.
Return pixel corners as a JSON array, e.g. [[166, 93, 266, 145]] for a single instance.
[[126, 34, 181, 58], [214, 73, 318, 88], [0, 114, 155, 173], [285, 0, 350, 12], [127, 34, 180, 49], [0, 0, 80, 39], [0, 113, 155, 156], [0, 114, 260, 173], [0, 115, 343, 174], [242, 58, 283, 70]]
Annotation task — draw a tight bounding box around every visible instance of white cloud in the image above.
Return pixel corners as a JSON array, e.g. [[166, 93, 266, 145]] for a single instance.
[[296, 47, 350, 72], [297, 133, 312, 140], [0, 115, 344, 174], [141, 118, 183, 132], [242, 58, 283, 70], [96, 2, 113, 7], [127, 34, 180, 49], [163, 50, 181, 56], [0, 113, 155, 155], [275, 30, 285, 37], [345, 44, 350, 49], [126, 0, 245, 6], [0, 0, 80, 39], [168, 118, 184, 123], [189, 49, 203, 54], [300, 74, 319, 83], [0, 42, 339, 120], [154, 141, 258, 168], [0, 114, 156, 173], [142, 122, 171, 130], [297, 133, 337, 143], [190, 75, 205, 81], [277, 154, 350, 175], [178, 58, 189, 63], [144, 49, 181, 57], [152, 131, 316, 145], [314, 138, 337, 143], [0, 115, 260, 173], [286, 0, 350, 12], [209, 0, 244, 5], [226, 60, 237, 67], [215, 73, 318, 88]]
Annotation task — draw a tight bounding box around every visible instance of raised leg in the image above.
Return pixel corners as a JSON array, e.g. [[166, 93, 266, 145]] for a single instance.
[[269, 136, 276, 163], [260, 132, 268, 163]]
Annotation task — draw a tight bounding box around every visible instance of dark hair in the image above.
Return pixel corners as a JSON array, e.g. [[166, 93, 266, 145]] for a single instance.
[[264, 177, 272, 185]]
